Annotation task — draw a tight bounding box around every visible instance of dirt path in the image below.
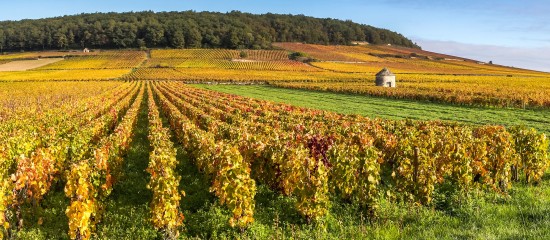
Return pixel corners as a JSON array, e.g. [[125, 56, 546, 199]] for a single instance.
[[0, 58, 64, 71]]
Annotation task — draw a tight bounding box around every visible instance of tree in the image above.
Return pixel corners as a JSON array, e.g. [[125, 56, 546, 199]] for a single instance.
[[54, 30, 68, 49], [112, 22, 137, 48], [91, 21, 108, 47], [239, 50, 248, 58], [137, 39, 147, 50], [203, 30, 221, 47], [243, 32, 255, 48], [67, 30, 75, 48], [0, 29, 5, 53], [26, 25, 43, 50], [184, 20, 202, 48], [16, 30, 26, 50], [225, 29, 241, 49], [144, 23, 165, 47], [80, 30, 92, 48], [368, 31, 382, 44], [169, 30, 185, 49], [0, 11, 420, 51]]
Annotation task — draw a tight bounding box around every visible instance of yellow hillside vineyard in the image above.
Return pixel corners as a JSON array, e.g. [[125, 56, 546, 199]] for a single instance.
[[1, 46, 549, 108], [175, 59, 320, 72], [151, 49, 289, 60], [272, 74, 550, 108], [269, 43, 550, 108], [0, 69, 131, 81], [0, 43, 550, 238], [37, 51, 146, 70], [0, 51, 78, 61], [124, 67, 366, 82]]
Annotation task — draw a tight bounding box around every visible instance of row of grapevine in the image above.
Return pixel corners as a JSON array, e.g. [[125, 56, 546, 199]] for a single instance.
[[0, 69, 131, 81], [310, 61, 476, 74], [272, 78, 550, 108], [176, 60, 320, 72], [38, 51, 146, 70], [65, 83, 144, 240], [0, 51, 79, 61], [164, 82, 330, 220], [272, 42, 364, 62], [2, 81, 136, 197], [152, 82, 256, 228], [151, 49, 289, 61], [123, 67, 367, 82], [145, 83, 184, 239]]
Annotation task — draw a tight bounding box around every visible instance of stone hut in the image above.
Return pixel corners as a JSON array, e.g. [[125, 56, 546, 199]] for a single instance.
[[375, 67, 396, 87], [83, 48, 90, 53]]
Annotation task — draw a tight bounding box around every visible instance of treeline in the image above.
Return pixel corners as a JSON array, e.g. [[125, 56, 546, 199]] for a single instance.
[[0, 11, 419, 52]]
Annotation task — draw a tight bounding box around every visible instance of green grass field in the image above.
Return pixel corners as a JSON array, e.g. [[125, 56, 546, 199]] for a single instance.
[[197, 84, 550, 135]]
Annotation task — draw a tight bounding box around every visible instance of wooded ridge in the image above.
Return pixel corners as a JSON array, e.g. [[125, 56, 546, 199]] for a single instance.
[[0, 11, 419, 51]]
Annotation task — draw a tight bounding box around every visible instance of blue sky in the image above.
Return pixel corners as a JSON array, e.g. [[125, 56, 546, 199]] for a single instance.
[[2, 0, 549, 71]]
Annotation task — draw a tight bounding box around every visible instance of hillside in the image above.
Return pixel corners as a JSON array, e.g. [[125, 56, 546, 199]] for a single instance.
[[0, 11, 418, 51], [0, 37, 549, 240], [1, 43, 550, 108]]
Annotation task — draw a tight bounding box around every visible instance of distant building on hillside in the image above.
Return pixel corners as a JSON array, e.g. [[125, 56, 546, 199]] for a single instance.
[[375, 68, 396, 87], [83, 48, 90, 53]]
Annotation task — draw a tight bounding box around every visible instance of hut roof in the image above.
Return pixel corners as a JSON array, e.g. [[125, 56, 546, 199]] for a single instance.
[[376, 68, 395, 76]]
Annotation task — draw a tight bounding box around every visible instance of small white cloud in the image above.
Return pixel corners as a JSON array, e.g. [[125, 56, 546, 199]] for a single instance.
[[415, 39, 550, 72]]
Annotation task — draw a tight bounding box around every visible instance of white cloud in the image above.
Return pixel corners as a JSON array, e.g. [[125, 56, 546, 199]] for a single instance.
[[415, 39, 550, 72]]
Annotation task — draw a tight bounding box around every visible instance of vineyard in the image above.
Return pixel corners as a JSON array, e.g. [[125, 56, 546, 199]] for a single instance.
[[0, 51, 88, 61], [1, 45, 550, 108], [272, 76, 550, 108], [133, 46, 550, 108], [151, 49, 290, 60], [0, 51, 142, 81], [272, 42, 547, 76], [143, 49, 319, 72], [0, 80, 548, 239], [124, 68, 363, 82], [0, 44, 549, 238], [0, 69, 131, 82], [36, 51, 146, 70]]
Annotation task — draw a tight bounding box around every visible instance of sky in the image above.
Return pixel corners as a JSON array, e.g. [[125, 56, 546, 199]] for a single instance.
[[1, 0, 549, 71]]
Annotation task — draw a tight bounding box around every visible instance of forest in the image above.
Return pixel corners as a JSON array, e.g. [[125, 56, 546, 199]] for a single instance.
[[0, 11, 419, 51]]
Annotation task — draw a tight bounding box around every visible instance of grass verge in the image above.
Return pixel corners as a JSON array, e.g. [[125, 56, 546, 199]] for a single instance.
[[196, 84, 550, 135]]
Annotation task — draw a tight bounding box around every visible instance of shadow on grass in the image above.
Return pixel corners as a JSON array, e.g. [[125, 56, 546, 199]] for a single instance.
[[94, 87, 159, 239], [15, 183, 70, 239], [152, 88, 225, 238]]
